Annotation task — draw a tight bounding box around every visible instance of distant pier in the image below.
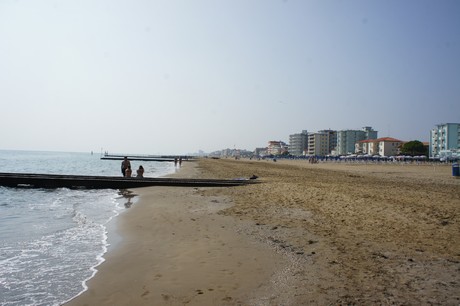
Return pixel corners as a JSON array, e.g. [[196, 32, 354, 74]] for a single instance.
[[100, 154, 194, 162]]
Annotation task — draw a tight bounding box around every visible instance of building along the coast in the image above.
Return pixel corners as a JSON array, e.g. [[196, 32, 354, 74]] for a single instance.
[[289, 130, 308, 156], [336, 126, 378, 156], [430, 123, 460, 159], [356, 139, 377, 155], [209, 148, 252, 158], [254, 147, 267, 158], [267, 141, 288, 156], [320, 129, 337, 154], [357, 137, 403, 156], [307, 130, 337, 156], [307, 132, 330, 156]]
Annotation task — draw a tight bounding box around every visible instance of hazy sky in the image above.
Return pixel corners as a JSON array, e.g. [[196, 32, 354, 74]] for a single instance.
[[1, 0, 459, 154]]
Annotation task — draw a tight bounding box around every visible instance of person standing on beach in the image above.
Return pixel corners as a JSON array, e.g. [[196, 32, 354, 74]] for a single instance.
[[121, 156, 131, 177], [136, 165, 144, 177], [125, 165, 132, 177]]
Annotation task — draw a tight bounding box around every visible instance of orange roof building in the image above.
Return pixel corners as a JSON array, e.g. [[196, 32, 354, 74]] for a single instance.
[[356, 137, 403, 156]]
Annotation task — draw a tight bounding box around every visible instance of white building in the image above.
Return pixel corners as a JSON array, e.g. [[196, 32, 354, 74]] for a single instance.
[[356, 137, 403, 156], [267, 141, 288, 156], [430, 123, 460, 158], [289, 130, 308, 156]]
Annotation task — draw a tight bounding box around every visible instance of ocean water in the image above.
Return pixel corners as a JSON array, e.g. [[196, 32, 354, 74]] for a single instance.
[[0, 150, 176, 306]]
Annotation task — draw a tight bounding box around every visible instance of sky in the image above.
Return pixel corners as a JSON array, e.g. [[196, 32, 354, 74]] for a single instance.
[[1, 0, 459, 154]]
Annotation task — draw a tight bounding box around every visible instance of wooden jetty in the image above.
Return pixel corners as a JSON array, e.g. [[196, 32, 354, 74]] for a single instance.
[[0, 172, 257, 189], [100, 154, 193, 162]]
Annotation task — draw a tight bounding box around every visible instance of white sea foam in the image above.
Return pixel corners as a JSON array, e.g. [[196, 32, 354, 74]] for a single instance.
[[0, 150, 176, 306]]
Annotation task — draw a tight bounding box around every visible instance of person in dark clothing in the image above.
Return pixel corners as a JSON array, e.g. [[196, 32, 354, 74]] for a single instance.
[[121, 156, 131, 177]]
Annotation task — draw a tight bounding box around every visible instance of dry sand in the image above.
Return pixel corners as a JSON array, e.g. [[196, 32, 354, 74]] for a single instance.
[[66, 158, 460, 305]]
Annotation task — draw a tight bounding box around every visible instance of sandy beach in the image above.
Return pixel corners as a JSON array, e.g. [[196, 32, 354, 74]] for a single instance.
[[66, 158, 460, 305]]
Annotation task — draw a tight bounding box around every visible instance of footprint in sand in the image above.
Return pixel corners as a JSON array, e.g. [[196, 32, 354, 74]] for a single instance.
[[161, 294, 170, 301], [141, 290, 150, 297]]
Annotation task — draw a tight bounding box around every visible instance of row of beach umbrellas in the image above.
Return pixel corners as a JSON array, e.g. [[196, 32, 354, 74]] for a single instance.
[[337, 154, 428, 160]]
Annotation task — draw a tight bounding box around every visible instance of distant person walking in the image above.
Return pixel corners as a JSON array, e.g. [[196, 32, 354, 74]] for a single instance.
[[121, 156, 131, 177], [179, 157, 182, 167]]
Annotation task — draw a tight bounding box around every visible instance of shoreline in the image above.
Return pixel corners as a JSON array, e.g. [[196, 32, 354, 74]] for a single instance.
[[64, 161, 289, 305], [65, 159, 460, 305], [61, 189, 137, 305]]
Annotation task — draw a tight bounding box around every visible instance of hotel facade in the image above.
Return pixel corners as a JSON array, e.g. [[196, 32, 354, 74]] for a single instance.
[[430, 123, 460, 159], [289, 130, 308, 156]]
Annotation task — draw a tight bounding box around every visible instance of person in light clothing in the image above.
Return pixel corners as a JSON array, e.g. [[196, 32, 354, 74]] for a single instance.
[[137, 165, 144, 178]]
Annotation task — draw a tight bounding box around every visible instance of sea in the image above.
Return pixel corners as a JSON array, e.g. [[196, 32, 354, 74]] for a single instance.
[[0, 150, 176, 306]]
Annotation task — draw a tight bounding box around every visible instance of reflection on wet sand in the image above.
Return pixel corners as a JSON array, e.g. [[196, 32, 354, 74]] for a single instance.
[[118, 189, 137, 208]]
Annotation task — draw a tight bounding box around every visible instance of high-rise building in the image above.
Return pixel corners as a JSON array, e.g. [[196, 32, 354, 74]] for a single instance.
[[319, 129, 337, 154], [430, 123, 460, 158], [307, 132, 332, 156], [336, 126, 378, 155], [289, 130, 308, 156]]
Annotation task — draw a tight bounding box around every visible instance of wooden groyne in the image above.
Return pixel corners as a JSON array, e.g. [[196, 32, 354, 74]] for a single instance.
[[0, 172, 257, 189]]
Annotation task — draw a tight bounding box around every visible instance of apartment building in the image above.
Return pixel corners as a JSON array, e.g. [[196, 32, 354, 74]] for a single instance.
[[378, 137, 404, 156], [430, 123, 460, 158], [336, 126, 378, 155], [267, 141, 288, 156], [289, 130, 308, 156], [307, 132, 331, 156], [356, 137, 403, 156], [319, 130, 337, 154]]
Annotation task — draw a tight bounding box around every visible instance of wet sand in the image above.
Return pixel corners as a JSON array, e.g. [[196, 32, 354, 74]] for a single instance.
[[66, 158, 460, 305], [65, 162, 287, 305]]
